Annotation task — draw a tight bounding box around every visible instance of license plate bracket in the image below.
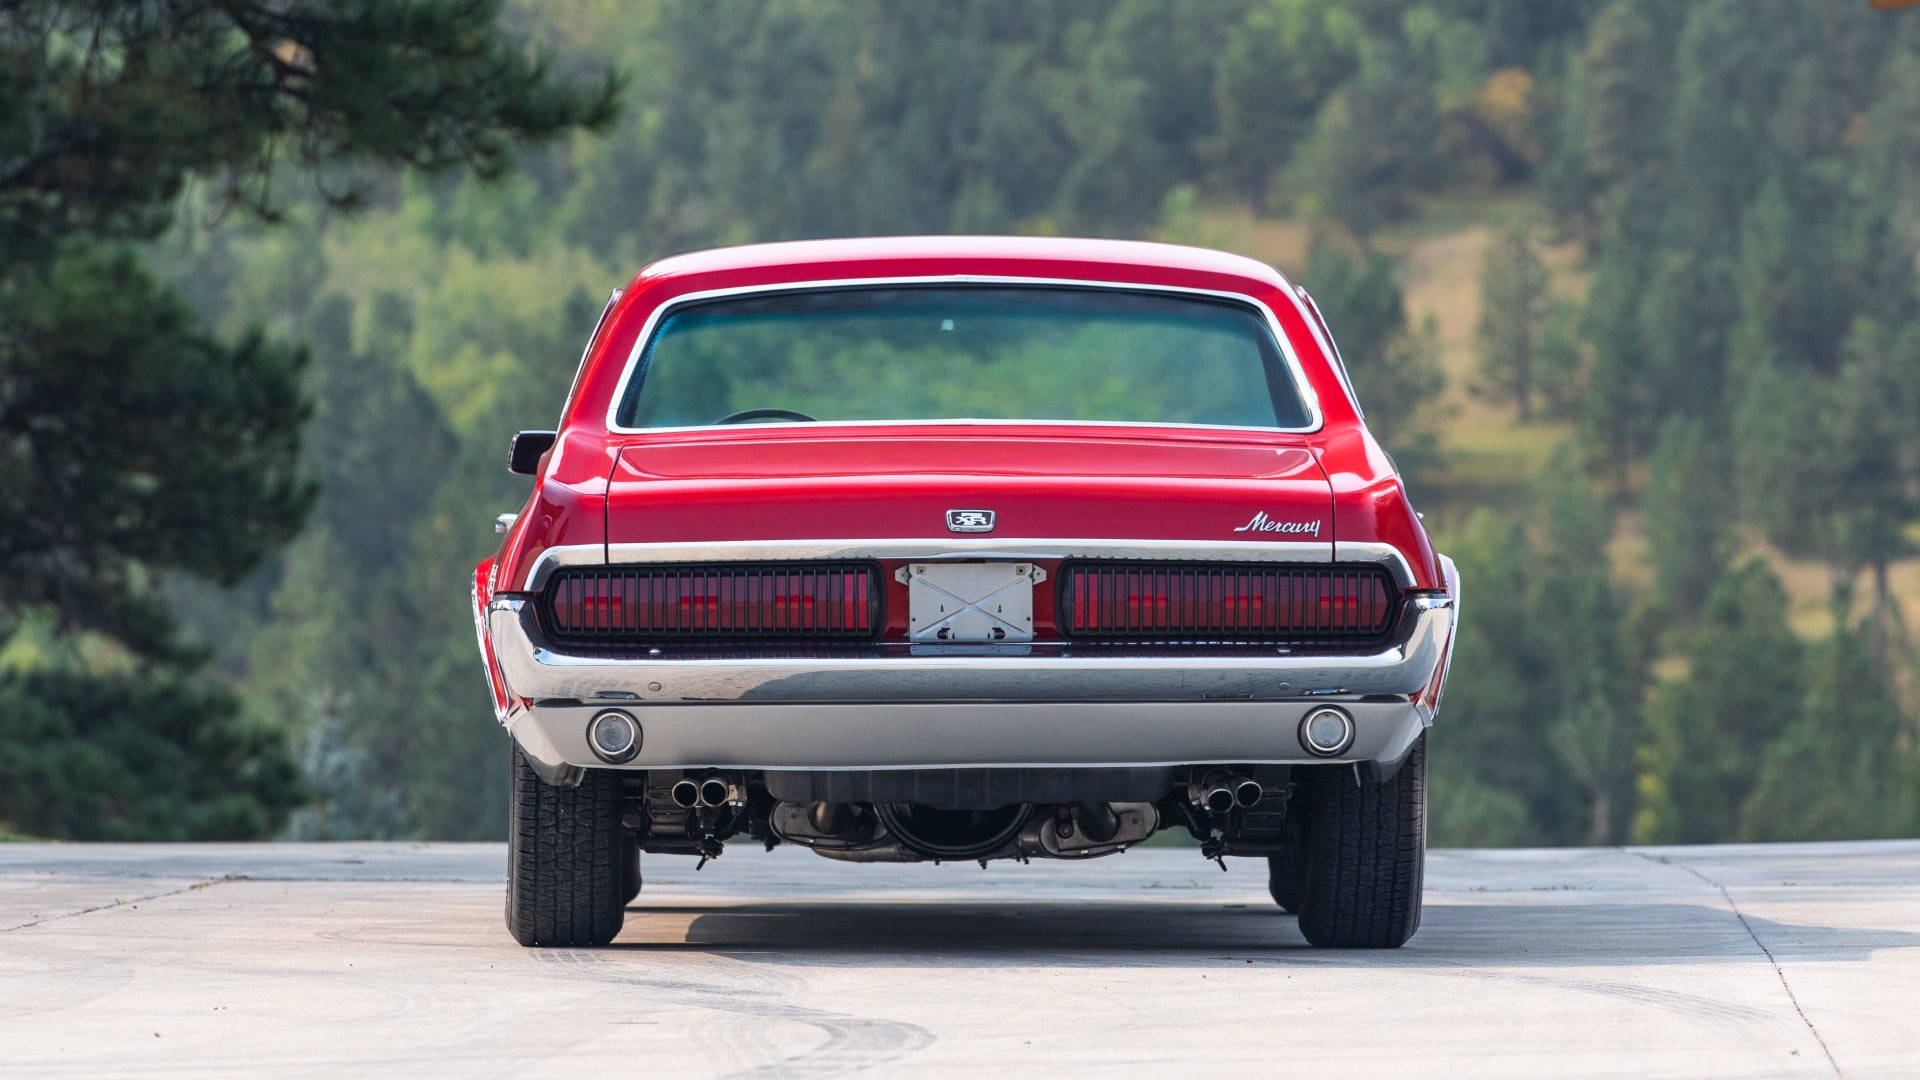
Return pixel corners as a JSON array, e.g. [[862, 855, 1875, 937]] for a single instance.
[[904, 562, 1039, 643]]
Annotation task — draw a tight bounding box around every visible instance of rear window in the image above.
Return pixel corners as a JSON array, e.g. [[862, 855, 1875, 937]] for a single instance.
[[613, 285, 1313, 430]]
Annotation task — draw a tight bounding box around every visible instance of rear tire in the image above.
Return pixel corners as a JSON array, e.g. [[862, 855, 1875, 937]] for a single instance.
[[1295, 734, 1426, 948], [505, 743, 627, 947]]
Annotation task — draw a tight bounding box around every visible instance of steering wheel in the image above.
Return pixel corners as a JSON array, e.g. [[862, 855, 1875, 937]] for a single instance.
[[712, 408, 818, 425]]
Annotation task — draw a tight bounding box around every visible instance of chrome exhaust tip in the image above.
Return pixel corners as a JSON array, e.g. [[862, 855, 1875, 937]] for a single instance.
[[699, 777, 732, 808], [1234, 779, 1264, 808], [670, 779, 701, 808]]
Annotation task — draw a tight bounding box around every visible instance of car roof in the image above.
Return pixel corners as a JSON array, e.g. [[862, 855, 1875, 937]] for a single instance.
[[628, 235, 1291, 293]]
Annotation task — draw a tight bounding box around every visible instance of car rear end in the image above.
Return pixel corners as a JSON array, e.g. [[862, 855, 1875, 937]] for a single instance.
[[475, 237, 1457, 949]]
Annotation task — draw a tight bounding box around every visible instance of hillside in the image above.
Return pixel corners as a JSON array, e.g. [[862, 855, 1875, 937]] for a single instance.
[[1202, 203, 1920, 651]]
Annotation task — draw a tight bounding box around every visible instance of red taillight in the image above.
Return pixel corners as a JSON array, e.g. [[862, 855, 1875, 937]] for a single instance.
[[545, 564, 878, 640], [1063, 564, 1394, 639]]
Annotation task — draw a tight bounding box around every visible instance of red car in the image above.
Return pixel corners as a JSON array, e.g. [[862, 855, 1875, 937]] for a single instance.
[[473, 237, 1459, 948]]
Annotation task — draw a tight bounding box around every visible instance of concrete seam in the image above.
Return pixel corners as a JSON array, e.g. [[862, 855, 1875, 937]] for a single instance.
[[0, 873, 241, 933], [1628, 849, 1844, 1080]]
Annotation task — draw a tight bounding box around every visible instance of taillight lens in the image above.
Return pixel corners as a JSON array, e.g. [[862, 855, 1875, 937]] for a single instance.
[[544, 564, 879, 640], [1062, 563, 1395, 640]]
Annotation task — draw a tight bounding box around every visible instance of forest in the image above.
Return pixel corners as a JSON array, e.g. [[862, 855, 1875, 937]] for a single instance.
[[2, 0, 1917, 847]]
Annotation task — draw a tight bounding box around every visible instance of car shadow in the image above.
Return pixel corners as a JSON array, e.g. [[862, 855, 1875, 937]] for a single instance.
[[600, 897, 1920, 970]]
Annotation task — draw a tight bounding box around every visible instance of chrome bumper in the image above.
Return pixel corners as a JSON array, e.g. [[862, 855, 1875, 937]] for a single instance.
[[507, 697, 1430, 772], [485, 593, 1454, 772]]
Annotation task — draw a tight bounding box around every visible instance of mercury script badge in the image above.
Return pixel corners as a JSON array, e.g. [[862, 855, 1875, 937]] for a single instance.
[[947, 509, 996, 533], [1233, 511, 1322, 537]]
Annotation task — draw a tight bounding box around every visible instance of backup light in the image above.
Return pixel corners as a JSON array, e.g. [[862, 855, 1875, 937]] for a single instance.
[[1300, 706, 1355, 757], [587, 709, 641, 763]]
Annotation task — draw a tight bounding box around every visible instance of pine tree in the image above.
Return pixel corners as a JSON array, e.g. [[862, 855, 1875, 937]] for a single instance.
[[1533, 298, 1586, 420], [1578, 228, 1653, 500], [1641, 419, 1733, 621], [1209, 0, 1348, 207], [1636, 561, 1804, 844], [1540, 1, 1670, 236], [0, 0, 615, 839], [1302, 241, 1448, 486], [1534, 454, 1641, 844], [1742, 618, 1904, 842], [1474, 221, 1551, 420], [1287, 36, 1446, 238]]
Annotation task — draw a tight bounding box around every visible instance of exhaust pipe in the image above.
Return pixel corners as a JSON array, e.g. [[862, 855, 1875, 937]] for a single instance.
[[1072, 802, 1122, 844], [1189, 770, 1263, 814], [1189, 770, 1237, 815], [809, 801, 849, 834], [669, 772, 744, 809]]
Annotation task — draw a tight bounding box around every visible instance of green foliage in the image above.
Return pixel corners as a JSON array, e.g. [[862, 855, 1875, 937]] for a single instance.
[[1641, 419, 1732, 621], [1207, 0, 1350, 207], [1635, 561, 1803, 844], [0, 670, 304, 840], [1742, 619, 1906, 842], [1473, 221, 1551, 420], [1301, 242, 1447, 486], [1532, 298, 1584, 420], [0, 0, 617, 259], [0, 0, 615, 839], [65, 0, 1918, 849], [0, 244, 312, 660], [1434, 460, 1645, 847], [1286, 34, 1446, 236]]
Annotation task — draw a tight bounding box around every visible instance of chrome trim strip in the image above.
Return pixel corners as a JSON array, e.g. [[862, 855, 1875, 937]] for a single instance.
[[1333, 541, 1417, 588], [486, 594, 1452, 705], [508, 697, 1428, 771], [601, 274, 1325, 436], [522, 544, 607, 592], [604, 537, 1334, 565]]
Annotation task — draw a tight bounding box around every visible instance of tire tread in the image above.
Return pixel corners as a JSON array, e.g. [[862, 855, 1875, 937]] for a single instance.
[[1295, 735, 1426, 948], [506, 744, 625, 947]]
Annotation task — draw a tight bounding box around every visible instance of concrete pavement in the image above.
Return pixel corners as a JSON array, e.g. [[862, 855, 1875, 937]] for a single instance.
[[1, 839, 1916, 1078]]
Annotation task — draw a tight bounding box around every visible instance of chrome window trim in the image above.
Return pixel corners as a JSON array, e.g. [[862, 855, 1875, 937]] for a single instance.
[[1291, 285, 1364, 421], [518, 537, 1347, 592], [601, 274, 1326, 436]]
